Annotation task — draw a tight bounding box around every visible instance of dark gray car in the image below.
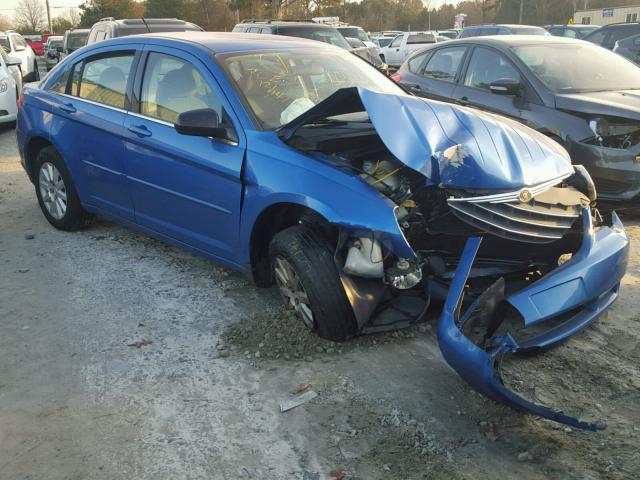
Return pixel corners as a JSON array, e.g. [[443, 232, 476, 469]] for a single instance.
[[393, 36, 640, 204], [614, 33, 640, 64]]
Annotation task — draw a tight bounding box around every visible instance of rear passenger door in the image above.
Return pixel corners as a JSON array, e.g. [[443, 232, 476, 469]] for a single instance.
[[123, 45, 245, 261], [46, 48, 139, 220], [408, 46, 467, 102]]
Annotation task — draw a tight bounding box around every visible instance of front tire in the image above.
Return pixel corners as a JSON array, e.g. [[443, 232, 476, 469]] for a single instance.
[[269, 225, 358, 342], [34, 146, 94, 230]]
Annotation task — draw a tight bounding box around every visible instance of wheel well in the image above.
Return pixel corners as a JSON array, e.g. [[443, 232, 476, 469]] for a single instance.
[[24, 136, 53, 181], [250, 203, 336, 287]]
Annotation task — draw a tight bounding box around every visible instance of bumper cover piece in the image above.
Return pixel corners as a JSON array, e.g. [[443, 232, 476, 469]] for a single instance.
[[437, 210, 629, 431]]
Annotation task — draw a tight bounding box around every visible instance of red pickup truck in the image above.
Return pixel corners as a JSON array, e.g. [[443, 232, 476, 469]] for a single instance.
[[23, 34, 59, 56]]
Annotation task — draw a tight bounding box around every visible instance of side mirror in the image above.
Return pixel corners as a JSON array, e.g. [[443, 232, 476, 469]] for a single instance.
[[7, 54, 22, 66], [489, 78, 521, 96], [56, 46, 63, 53], [175, 108, 228, 139]]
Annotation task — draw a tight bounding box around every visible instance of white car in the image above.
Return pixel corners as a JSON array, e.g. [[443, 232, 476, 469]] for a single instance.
[[0, 31, 39, 82], [0, 48, 22, 125], [379, 32, 445, 68], [336, 26, 378, 50]]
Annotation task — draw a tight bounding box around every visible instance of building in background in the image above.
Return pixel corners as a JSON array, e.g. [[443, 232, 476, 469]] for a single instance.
[[575, 5, 640, 26]]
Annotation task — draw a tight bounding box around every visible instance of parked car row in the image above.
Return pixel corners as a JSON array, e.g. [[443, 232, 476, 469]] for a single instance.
[[0, 30, 38, 82]]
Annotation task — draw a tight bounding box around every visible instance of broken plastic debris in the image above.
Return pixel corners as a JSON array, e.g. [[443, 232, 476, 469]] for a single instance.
[[292, 383, 311, 395], [280, 390, 318, 412]]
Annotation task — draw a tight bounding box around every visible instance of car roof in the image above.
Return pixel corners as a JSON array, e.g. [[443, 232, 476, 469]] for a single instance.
[[95, 31, 340, 53], [465, 24, 545, 29], [444, 35, 586, 46]]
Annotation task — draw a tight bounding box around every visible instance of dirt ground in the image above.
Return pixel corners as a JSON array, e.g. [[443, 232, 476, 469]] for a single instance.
[[1, 120, 639, 479]]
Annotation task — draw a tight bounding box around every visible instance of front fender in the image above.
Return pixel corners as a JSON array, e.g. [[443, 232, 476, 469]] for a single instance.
[[237, 131, 415, 266]]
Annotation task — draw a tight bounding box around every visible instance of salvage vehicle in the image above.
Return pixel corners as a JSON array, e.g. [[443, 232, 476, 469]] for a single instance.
[[16, 32, 629, 430], [393, 36, 640, 205]]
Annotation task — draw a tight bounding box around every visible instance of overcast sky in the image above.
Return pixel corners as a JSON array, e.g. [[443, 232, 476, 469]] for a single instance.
[[1, 0, 462, 19]]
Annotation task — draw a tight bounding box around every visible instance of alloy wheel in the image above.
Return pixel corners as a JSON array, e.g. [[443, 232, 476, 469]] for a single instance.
[[38, 162, 67, 220], [273, 255, 314, 329]]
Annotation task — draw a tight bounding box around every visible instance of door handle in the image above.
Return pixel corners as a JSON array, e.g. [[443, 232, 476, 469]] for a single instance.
[[458, 96, 469, 106], [58, 102, 76, 113], [128, 125, 152, 137], [410, 84, 422, 91]]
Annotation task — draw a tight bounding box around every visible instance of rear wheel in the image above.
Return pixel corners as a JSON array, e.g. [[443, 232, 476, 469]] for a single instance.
[[269, 225, 358, 342], [34, 146, 94, 230], [33, 60, 40, 81]]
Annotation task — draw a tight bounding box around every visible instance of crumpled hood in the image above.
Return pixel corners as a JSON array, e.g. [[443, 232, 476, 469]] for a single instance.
[[281, 87, 573, 190], [556, 90, 640, 122]]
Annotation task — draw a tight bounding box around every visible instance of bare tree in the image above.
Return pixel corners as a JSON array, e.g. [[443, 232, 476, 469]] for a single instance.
[[14, 0, 46, 33], [0, 14, 12, 31], [62, 8, 81, 27]]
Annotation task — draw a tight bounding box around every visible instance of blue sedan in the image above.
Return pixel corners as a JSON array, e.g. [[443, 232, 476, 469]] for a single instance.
[[16, 32, 629, 429]]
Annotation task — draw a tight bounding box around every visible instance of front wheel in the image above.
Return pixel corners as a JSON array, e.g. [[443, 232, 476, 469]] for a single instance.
[[34, 146, 94, 230], [269, 225, 358, 342]]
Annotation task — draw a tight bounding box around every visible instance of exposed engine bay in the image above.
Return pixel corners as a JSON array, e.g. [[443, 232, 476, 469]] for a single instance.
[[289, 115, 595, 327], [586, 116, 640, 150]]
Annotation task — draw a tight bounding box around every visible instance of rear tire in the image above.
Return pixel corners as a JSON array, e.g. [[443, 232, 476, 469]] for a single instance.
[[33, 60, 40, 81], [34, 146, 94, 231], [269, 225, 358, 342]]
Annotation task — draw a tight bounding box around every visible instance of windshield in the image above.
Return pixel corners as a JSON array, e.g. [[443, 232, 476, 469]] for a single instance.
[[279, 26, 351, 49], [376, 37, 392, 47], [513, 43, 640, 93], [219, 48, 405, 129], [338, 27, 369, 42], [49, 40, 63, 48]]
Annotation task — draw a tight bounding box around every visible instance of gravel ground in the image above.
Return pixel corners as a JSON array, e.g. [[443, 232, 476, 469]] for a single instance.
[[1, 116, 639, 479]]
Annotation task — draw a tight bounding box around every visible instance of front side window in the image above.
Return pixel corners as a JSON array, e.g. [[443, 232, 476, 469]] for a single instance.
[[423, 47, 466, 82], [49, 67, 71, 94], [78, 52, 134, 108], [464, 47, 520, 90], [390, 35, 403, 47], [140, 52, 223, 124], [219, 48, 404, 129], [0, 37, 9, 51]]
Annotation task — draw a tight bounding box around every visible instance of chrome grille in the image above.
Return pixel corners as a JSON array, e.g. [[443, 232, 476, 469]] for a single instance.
[[448, 185, 585, 244]]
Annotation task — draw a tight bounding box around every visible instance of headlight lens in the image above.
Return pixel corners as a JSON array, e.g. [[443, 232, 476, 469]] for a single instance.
[[0, 80, 7, 93]]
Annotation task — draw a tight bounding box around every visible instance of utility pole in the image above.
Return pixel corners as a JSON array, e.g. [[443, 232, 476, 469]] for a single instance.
[[519, 0, 524, 24], [45, 0, 52, 33]]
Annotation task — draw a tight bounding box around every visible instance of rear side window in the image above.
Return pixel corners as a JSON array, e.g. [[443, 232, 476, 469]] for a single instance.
[[140, 52, 224, 124], [407, 33, 435, 44], [423, 47, 466, 82], [78, 52, 135, 109]]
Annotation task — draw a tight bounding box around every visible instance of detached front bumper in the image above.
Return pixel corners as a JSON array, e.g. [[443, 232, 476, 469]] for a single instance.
[[437, 209, 629, 430]]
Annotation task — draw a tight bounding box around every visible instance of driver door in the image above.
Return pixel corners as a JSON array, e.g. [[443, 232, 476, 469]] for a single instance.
[[123, 46, 245, 262], [452, 46, 529, 122]]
